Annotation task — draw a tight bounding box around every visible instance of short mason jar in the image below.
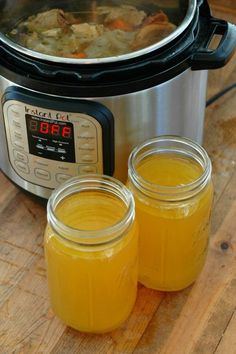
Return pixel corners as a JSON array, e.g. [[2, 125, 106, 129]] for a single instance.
[[44, 175, 138, 333], [127, 136, 213, 291]]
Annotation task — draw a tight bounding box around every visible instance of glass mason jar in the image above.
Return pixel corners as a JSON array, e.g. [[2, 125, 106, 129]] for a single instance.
[[44, 175, 138, 333], [127, 136, 213, 291]]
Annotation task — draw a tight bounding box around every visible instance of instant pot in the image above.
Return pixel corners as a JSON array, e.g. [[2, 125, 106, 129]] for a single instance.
[[0, 0, 235, 199]]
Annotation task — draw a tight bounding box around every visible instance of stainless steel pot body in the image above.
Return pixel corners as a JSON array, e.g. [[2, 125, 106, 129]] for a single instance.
[[0, 67, 208, 198]]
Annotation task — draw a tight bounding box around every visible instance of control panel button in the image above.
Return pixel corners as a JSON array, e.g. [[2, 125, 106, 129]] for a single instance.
[[78, 143, 95, 151], [34, 168, 51, 180], [13, 140, 25, 150], [9, 105, 21, 117], [12, 130, 23, 140], [11, 118, 21, 128], [47, 146, 56, 152], [79, 120, 95, 129], [81, 154, 96, 163], [14, 160, 30, 174], [57, 165, 70, 172], [58, 148, 66, 154], [33, 158, 49, 167], [79, 131, 96, 139], [56, 173, 73, 184], [79, 165, 97, 174], [13, 150, 28, 163]]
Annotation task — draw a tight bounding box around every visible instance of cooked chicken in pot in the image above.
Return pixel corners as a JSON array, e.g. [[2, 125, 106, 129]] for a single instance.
[[8, 5, 176, 58]]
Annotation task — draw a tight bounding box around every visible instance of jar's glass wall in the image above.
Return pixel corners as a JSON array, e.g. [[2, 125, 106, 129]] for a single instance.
[[44, 175, 138, 333], [128, 136, 213, 291]]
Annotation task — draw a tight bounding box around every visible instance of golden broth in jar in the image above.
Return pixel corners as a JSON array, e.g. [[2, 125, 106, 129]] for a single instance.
[[45, 176, 138, 333], [128, 136, 213, 291]]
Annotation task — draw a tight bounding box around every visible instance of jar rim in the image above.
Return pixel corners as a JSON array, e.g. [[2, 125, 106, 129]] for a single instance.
[[47, 174, 135, 245], [128, 135, 212, 201]]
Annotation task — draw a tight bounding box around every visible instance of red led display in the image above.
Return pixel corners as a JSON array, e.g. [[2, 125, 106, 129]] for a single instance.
[[29, 120, 72, 139]]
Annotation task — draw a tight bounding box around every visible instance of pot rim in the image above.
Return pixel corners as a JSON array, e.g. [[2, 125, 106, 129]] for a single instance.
[[0, 0, 197, 64]]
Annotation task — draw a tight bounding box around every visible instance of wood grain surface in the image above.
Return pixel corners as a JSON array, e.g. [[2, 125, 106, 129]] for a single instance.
[[0, 1, 235, 353]]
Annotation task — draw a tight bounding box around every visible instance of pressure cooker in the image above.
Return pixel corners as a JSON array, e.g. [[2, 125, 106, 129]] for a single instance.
[[0, 0, 235, 199]]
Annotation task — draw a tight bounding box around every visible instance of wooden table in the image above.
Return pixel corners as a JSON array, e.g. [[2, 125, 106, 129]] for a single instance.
[[0, 2, 236, 353]]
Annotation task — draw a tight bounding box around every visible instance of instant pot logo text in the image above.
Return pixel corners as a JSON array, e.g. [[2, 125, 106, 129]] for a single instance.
[[24, 106, 70, 121]]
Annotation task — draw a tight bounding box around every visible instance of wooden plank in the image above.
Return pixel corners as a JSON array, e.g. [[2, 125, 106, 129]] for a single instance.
[[0, 192, 45, 253], [215, 310, 236, 354], [209, 0, 236, 11], [0, 189, 49, 353], [207, 52, 236, 100], [192, 278, 236, 354], [0, 240, 41, 309], [0, 260, 21, 307], [0, 257, 65, 354], [204, 92, 236, 226], [0, 173, 18, 214]]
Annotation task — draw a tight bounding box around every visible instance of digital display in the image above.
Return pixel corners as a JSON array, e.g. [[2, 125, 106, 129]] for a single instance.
[[25, 114, 75, 163], [28, 119, 72, 139]]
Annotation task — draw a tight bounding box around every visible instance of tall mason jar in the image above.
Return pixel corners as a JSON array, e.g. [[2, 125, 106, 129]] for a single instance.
[[44, 175, 138, 333], [128, 136, 213, 291]]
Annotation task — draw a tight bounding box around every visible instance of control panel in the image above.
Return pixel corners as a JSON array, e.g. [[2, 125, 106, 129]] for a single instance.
[[3, 88, 114, 189]]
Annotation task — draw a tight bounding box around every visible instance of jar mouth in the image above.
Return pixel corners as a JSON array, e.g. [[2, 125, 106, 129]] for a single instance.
[[128, 135, 212, 201], [47, 174, 135, 245]]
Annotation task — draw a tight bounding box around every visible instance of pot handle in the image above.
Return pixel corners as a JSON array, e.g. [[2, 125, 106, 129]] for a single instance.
[[191, 18, 236, 70]]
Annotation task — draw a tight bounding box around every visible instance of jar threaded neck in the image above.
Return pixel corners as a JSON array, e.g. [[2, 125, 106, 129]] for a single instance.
[[128, 136, 212, 202], [47, 175, 135, 246]]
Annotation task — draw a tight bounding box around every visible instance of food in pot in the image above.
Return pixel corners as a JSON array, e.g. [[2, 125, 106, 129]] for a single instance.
[[8, 5, 176, 58]]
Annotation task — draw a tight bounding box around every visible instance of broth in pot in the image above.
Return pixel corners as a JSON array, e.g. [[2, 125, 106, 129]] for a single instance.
[[7, 4, 176, 58]]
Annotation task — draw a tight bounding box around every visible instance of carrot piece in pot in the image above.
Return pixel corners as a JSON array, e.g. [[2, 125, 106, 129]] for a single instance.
[[69, 52, 87, 58], [108, 19, 132, 31]]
